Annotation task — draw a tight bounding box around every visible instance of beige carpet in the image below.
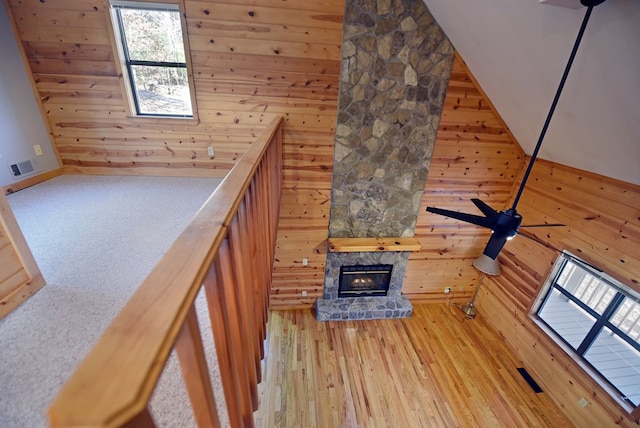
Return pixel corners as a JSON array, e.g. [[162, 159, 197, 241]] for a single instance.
[[1, 175, 228, 428]]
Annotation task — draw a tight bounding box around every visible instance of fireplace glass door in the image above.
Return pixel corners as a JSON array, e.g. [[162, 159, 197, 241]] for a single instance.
[[338, 264, 393, 297]]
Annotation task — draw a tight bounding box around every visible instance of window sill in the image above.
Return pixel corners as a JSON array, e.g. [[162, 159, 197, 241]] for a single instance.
[[124, 114, 199, 125]]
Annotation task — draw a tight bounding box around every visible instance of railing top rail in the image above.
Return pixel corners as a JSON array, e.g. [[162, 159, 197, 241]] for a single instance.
[[49, 116, 284, 427]]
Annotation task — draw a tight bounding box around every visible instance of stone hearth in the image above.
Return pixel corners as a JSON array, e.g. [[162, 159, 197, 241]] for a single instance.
[[316, 296, 412, 321]]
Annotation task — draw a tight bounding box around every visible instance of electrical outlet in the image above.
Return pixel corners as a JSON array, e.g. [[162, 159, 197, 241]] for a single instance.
[[207, 146, 214, 156], [302, 258, 308, 266], [444, 287, 452, 294], [302, 290, 307, 297], [34, 145, 43, 156]]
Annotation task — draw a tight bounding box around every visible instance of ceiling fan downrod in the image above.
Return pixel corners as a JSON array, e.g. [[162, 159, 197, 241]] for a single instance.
[[510, 1, 604, 210], [425, 0, 607, 260]]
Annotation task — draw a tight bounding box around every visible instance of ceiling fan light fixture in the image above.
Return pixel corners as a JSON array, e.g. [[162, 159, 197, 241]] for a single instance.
[[473, 254, 501, 276]]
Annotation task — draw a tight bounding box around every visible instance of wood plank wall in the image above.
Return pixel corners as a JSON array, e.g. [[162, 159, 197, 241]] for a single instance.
[[4, 0, 342, 178], [404, 55, 525, 301], [478, 160, 640, 427], [0, 191, 45, 318], [0, 219, 30, 315]]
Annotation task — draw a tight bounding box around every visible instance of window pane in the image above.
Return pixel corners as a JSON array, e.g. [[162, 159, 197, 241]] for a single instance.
[[120, 8, 185, 63], [538, 288, 596, 349], [557, 260, 616, 315], [131, 66, 192, 116], [535, 252, 640, 413], [611, 298, 640, 341], [584, 326, 640, 406]]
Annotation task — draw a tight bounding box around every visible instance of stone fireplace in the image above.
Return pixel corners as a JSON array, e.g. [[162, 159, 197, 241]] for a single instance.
[[316, 0, 454, 321], [317, 249, 414, 320]]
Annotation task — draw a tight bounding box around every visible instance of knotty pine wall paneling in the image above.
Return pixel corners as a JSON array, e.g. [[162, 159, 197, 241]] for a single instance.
[[5, 0, 342, 176], [404, 54, 526, 302], [477, 161, 640, 427], [270, 128, 335, 308], [4, 0, 344, 307]]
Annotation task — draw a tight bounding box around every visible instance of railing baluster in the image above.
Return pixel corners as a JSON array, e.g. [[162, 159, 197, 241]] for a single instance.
[[261, 154, 276, 300], [123, 408, 155, 428], [203, 262, 243, 428], [175, 303, 220, 428], [249, 176, 271, 342], [228, 214, 260, 410], [271, 135, 283, 264], [254, 169, 268, 296], [237, 197, 264, 382], [626, 309, 640, 338], [245, 183, 266, 348], [267, 139, 279, 290], [217, 238, 254, 427]]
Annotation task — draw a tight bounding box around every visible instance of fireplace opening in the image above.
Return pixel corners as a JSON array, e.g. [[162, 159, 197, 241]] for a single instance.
[[338, 264, 393, 298]]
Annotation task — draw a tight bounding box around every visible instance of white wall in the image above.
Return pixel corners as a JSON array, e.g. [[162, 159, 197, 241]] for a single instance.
[[0, 2, 59, 187], [424, 0, 640, 186]]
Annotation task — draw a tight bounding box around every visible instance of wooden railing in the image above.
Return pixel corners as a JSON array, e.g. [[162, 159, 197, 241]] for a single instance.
[[49, 116, 284, 428]]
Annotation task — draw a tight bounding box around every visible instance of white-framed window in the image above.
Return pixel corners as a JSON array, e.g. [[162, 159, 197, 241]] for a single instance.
[[532, 251, 640, 419], [108, 0, 195, 118]]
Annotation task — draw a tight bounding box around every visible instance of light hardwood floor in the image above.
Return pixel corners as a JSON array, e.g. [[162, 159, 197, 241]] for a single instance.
[[255, 304, 573, 427]]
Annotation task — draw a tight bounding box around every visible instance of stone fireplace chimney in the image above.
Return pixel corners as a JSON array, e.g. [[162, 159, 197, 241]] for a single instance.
[[317, 0, 454, 320]]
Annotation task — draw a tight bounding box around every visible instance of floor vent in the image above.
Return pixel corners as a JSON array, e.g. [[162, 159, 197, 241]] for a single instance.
[[517, 367, 543, 393], [9, 159, 39, 180]]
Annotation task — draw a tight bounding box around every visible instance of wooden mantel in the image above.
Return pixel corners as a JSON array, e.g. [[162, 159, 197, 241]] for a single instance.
[[328, 237, 422, 253]]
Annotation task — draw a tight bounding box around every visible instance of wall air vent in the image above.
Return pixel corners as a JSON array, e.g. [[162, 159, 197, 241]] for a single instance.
[[9, 159, 40, 180]]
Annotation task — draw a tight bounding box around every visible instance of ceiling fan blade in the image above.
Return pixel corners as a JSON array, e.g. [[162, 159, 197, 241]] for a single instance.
[[483, 232, 508, 259], [470, 198, 499, 221], [521, 223, 565, 228], [517, 229, 564, 251], [426, 206, 495, 229]]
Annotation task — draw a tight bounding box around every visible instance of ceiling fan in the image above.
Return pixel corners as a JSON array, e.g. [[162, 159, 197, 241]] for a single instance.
[[426, 0, 607, 261]]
